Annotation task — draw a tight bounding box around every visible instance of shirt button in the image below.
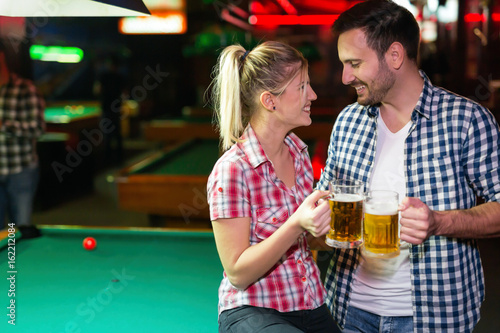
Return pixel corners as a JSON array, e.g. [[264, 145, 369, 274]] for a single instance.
[[218, 187, 223, 193], [301, 277, 307, 282], [272, 217, 277, 222], [297, 259, 303, 264]]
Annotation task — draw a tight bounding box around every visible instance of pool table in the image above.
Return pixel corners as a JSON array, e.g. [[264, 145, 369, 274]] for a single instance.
[[142, 105, 336, 144], [0, 226, 221, 333], [144, 117, 333, 143], [44, 101, 102, 141], [144, 118, 218, 143], [116, 139, 221, 225], [44, 102, 100, 123], [116, 137, 326, 227], [142, 107, 215, 143]]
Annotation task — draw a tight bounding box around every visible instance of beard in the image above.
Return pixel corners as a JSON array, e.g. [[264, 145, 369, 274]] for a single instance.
[[356, 60, 396, 106]]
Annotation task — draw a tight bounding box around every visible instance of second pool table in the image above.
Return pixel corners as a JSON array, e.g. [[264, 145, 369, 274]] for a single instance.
[[116, 139, 221, 224], [44, 101, 102, 145], [116, 137, 325, 227]]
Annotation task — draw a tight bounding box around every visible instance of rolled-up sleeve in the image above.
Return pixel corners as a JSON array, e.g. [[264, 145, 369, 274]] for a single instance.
[[464, 104, 500, 203]]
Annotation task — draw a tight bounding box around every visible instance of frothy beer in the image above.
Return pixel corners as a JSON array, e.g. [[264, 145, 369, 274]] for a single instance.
[[363, 202, 399, 257], [327, 193, 364, 246]]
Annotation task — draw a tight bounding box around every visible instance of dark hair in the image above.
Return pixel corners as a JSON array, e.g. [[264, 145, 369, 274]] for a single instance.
[[332, 0, 420, 62]]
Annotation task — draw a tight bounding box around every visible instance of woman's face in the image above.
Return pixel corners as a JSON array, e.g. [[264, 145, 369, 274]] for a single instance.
[[274, 69, 317, 129]]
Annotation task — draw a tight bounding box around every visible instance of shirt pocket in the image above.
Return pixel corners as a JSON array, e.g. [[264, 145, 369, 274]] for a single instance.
[[254, 206, 289, 241], [418, 154, 459, 208], [420, 154, 455, 188]]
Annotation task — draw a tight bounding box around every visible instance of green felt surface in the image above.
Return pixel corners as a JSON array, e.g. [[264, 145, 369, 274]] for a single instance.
[[0, 227, 222, 332], [131, 140, 221, 176], [131, 139, 316, 177], [44, 105, 101, 123]]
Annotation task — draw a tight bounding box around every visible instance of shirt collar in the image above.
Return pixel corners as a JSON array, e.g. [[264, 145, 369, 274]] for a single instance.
[[412, 70, 433, 120], [365, 70, 434, 120], [239, 124, 308, 169]]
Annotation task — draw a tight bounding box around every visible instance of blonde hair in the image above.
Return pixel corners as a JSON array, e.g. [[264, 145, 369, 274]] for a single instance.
[[209, 41, 308, 150]]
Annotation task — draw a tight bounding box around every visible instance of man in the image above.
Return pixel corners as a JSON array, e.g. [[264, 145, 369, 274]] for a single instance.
[[316, 0, 500, 332], [0, 43, 45, 236]]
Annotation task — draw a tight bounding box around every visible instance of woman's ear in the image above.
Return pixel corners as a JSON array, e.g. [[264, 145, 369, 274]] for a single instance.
[[259, 91, 276, 111]]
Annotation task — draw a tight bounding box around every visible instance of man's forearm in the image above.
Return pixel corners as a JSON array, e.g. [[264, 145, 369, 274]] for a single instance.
[[435, 201, 500, 239]]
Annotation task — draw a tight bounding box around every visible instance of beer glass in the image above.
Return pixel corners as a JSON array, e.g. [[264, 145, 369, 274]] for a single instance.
[[326, 179, 364, 248], [363, 190, 400, 258]]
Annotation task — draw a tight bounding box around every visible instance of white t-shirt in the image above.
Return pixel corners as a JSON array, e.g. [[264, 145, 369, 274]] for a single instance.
[[349, 113, 413, 316]]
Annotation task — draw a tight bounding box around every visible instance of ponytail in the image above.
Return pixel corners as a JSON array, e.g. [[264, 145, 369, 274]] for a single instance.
[[211, 45, 247, 150]]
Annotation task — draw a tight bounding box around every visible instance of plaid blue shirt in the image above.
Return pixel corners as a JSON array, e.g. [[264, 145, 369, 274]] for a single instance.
[[316, 72, 500, 332]]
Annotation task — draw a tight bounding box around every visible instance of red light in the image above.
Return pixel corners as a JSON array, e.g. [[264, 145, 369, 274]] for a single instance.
[[249, 1, 267, 15], [276, 0, 298, 15], [311, 140, 327, 181], [299, 15, 339, 25], [493, 13, 500, 22], [293, 0, 362, 13], [464, 13, 485, 23], [250, 14, 298, 25], [250, 0, 281, 15], [249, 14, 339, 26], [312, 156, 324, 181]]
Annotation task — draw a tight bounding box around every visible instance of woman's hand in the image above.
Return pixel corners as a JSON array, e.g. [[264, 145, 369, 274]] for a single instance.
[[294, 190, 331, 237]]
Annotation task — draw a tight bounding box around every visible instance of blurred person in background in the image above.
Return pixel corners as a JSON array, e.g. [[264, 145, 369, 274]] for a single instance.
[[0, 40, 45, 238]]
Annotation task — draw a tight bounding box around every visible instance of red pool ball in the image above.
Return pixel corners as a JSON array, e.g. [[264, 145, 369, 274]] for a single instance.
[[83, 237, 96, 251]]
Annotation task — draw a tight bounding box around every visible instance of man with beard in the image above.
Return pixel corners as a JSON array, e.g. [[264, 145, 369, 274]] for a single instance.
[[315, 1, 500, 332]]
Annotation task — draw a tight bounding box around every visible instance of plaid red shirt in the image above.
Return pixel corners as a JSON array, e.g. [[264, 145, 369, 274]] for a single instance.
[[207, 125, 326, 315]]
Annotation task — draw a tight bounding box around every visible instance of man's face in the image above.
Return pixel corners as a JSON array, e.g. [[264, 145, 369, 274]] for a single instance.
[[338, 28, 395, 106]]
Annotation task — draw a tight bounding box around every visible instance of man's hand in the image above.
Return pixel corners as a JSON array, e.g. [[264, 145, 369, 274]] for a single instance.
[[399, 197, 437, 244]]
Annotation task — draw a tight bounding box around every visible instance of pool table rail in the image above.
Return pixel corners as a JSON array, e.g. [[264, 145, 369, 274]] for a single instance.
[[144, 120, 218, 143]]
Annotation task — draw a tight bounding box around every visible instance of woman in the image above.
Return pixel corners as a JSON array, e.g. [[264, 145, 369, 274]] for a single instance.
[[207, 41, 339, 332]]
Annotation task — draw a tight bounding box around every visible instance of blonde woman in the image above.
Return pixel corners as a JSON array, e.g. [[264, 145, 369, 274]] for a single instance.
[[207, 41, 339, 332]]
